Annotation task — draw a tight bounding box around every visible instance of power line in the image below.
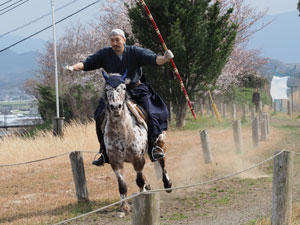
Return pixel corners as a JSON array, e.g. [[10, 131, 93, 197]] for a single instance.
[[0, 0, 13, 7], [0, 0, 27, 12], [0, 0, 29, 16], [0, 0, 102, 53], [0, 0, 82, 38]]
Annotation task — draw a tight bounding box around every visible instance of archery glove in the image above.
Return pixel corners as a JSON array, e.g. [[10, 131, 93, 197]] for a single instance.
[[65, 65, 74, 73], [164, 50, 174, 60]]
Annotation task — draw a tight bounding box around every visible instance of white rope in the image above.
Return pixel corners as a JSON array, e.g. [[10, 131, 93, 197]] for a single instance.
[[146, 150, 284, 193], [52, 192, 142, 225], [0, 150, 97, 167], [51, 150, 284, 224]]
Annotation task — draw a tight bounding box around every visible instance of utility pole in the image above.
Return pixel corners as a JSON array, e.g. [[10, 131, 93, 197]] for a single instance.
[[51, 0, 64, 135], [291, 86, 294, 112]]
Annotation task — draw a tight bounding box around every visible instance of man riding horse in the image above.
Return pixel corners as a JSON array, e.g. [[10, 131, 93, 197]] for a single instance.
[[66, 28, 173, 166]]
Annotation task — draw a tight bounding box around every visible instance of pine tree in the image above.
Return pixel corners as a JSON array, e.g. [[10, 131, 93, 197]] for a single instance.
[[127, 0, 238, 127]]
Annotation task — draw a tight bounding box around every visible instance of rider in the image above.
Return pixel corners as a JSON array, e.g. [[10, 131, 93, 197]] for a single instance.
[[66, 28, 173, 166]]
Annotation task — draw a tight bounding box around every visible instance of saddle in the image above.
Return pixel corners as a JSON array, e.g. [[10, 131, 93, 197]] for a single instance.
[[126, 100, 148, 131], [100, 100, 148, 132]]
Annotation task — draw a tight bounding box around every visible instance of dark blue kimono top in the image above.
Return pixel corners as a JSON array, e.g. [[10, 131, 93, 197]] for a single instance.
[[83, 45, 158, 83]]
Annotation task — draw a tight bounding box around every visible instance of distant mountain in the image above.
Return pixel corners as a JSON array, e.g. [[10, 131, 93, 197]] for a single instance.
[[247, 10, 300, 64], [0, 34, 45, 54], [259, 58, 300, 81], [0, 33, 45, 90], [0, 49, 38, 89]]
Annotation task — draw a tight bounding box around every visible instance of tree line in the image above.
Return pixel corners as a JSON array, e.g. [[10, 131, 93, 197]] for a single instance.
[[25, 0, 269, 128]]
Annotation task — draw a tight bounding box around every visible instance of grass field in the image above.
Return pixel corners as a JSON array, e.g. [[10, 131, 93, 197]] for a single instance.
[[1, 111, 300, 224], [0, 100, 33, 106]]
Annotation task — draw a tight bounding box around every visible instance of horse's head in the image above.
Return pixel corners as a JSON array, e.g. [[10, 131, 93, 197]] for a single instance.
[[102, 70, 128, 117]]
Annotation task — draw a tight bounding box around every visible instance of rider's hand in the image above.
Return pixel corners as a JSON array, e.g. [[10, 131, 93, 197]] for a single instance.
[[164, 50, 174, 61], [65, 65, 74, 73]]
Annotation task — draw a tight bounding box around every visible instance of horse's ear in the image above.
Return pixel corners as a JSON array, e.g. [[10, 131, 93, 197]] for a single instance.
[[102, 71, 109, 81], [121, 69, 127, 81]]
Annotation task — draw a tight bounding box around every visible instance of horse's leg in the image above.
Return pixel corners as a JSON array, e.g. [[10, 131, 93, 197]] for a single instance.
[[157, 136, 172, 193], [111, 163, 130, 216], [133, 157, 151, 192]]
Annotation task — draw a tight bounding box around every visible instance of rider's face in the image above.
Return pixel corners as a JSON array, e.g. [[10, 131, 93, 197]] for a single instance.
[[110, 35, 126, 55]]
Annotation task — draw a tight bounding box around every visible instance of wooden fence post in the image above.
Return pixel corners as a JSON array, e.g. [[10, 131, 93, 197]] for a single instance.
[[231, 104, 236, 121], [233, 120, 243, 154], [252, 116, 259, 148], [251, 107, 255, 120], [242, 104, 247, 123], [200, 103, 204, 117], [132, 193, 160, 225], [273, 102, 277, 114], [220, 102, 224, 118], [200, 130, 213, 163], [271, 151, 294, 225], [52, 117, 64, 136], [206, 104, 210, 116], [287, 101, 291, 116], [260, 118, 267, 141], [259, 101, 263, 114], [69, 151, 89, 202], [264, 113, 270, 136], [223, 103, 227, 118]]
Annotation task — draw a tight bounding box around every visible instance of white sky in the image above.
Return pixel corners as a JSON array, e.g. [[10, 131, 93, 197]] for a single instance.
[[246, 0, 298, 15], [0, 0, 102, 40], [0, 0, 299, 45]]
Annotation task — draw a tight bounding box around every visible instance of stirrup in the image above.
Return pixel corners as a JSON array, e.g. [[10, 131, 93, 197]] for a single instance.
[[151, 145, 165, 160], [92, 153, 105, 166]]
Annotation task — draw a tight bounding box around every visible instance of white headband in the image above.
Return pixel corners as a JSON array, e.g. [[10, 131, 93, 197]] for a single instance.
[[109, 29, 125, 38]]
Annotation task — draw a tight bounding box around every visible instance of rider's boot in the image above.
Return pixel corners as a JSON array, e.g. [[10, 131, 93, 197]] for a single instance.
[[92, 146, 109, 166], [92, 116, 109, 166], [148, 136, 165, 162], [92, 148, 106, 166]]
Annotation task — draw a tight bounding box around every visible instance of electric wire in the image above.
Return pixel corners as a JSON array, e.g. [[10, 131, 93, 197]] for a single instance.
[[0, 150, 97, 167], [0, 0, 101, 53], [0, 0, 28, 13], [0, 0, 13, 7], [0, 0, 82, 39], [0, 0, 28, 15]]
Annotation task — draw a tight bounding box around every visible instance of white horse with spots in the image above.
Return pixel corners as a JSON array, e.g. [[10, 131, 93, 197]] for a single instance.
[[101, 71, 172, 217]]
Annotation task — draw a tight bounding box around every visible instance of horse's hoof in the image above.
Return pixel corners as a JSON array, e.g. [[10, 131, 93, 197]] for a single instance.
[[120, 204, 130, 216], [164, 181, 172, 193], [115, 211, 126, 218], [145, 184, 151, 190]]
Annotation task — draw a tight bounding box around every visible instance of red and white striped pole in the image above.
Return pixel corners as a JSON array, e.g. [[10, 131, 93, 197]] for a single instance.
[[139, 0, 197, 120]]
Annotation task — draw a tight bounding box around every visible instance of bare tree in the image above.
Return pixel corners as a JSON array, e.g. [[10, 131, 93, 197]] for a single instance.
[[216, 0, 270, 92]]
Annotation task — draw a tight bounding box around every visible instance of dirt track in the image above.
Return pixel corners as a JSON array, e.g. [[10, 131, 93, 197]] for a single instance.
[[64, 118, 300, 225], [2, 117, 300, 225]]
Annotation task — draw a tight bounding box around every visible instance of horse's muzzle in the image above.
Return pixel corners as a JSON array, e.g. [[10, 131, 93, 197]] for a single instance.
[[109, 104, 123, 117], [110, 104, 122, 111]]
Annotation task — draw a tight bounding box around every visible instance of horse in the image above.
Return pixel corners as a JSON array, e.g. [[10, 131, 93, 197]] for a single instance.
[[100, 71, 172, 217]]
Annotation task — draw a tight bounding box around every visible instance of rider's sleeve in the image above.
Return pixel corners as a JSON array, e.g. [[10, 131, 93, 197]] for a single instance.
[[133, 46, 158, 66], [82, 48, 107, 71]]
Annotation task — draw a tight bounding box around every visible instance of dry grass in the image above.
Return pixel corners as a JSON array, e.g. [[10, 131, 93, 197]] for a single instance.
[[254, 203, 300, 225], [0, 121, 98, 165], [0, 119, 297, 225]]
